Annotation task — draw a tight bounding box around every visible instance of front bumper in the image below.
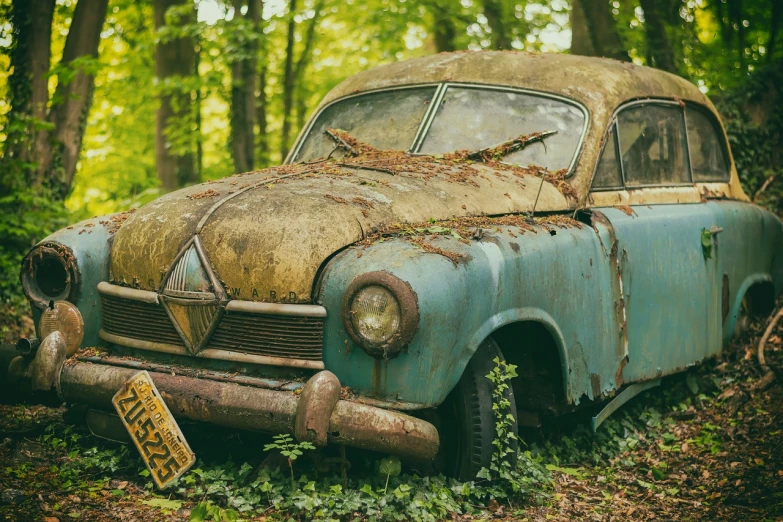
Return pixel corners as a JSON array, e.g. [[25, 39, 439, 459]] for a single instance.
[[1, 334, 439, 461]]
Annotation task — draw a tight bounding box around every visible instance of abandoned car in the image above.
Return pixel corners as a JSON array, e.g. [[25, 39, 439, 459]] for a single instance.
[[4, 52, 782, 483]]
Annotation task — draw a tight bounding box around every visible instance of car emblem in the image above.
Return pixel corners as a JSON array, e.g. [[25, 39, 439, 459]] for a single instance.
[[159, 236, 224, 354]]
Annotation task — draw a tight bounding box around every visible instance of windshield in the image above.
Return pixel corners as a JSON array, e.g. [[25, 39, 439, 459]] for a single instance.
[[294, 87, 437, 162], [293, 85, 586, 171]]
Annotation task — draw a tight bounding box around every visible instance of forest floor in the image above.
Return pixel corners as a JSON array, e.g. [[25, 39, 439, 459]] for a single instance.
[[0, 302, 781, 522]]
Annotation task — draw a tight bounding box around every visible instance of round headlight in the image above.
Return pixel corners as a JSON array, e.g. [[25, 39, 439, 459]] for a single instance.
[[22, 243, 79, 309], [342, 272, 419, 359], [40, 301, 84, 356], [350, 285, 401, 344]]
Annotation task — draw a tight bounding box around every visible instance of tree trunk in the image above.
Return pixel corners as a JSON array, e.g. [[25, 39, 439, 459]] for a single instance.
[[570, 0, 630, 62], [154, 0, 197, 191], [639, 0, 677, 73], [482, 0, 510, 50], [429, 1, 457, 52], [230, 0, 261, 173], [37, 0, 109, 198], [570, 0, 596, 56], [286, 0, 323, 151], [257, 58, 269, 167], [768, 0, 781, 62], [3, 0, 54, 190], [280, 0, 297, 161], [726, 0, 745, 69]]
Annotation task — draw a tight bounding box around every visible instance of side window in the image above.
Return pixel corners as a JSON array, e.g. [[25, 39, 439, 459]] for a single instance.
[[617, 104, 690, 187], [685, 106, 730, 182], [592, 124, 623, 189]]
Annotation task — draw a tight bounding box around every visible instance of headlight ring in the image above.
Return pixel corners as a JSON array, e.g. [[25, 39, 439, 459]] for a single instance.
[[21, 242, 80, 309], [342, 271, 419, 359]]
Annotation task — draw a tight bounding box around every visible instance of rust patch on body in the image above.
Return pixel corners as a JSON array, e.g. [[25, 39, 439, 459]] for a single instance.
[[588, 210, 629, 395]]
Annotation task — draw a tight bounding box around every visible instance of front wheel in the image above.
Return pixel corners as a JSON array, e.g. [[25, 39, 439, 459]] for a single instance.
[[436, 338, 518, 480]]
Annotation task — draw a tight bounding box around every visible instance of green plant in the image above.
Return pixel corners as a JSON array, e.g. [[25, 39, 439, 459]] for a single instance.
[[263, 433, 315, 489], [190, 500, 238, 521], [478, 357, 519, 482], [378, 456, 401, 494]]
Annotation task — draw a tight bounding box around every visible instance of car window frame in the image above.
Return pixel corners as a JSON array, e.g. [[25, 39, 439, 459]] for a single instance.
[[683, 102, 732, 183], [411, 83, 590, 176], [288, 82, 590, 178], [590, 99, 696, 192], [287, 83, 443, 164]]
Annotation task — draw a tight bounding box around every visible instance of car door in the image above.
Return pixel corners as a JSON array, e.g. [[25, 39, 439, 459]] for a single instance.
[[588, 101, 722, 384], [684, 103, 783, 344]]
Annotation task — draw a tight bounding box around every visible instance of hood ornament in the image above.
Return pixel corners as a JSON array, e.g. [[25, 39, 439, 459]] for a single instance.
[[159, 236, 225, 354]]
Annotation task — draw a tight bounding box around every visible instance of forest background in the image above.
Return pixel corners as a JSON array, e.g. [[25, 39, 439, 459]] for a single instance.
[[0, 0, 781, 317]]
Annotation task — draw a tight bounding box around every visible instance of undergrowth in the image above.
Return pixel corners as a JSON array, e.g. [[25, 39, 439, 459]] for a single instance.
[[9, 355, 741, 521]]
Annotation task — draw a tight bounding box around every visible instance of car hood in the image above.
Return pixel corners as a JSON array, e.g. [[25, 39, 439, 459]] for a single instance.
[[110, 154, 573, 302]]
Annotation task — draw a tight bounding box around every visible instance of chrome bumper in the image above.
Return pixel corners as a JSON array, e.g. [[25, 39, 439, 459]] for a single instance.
[[1, 334, 439, 461]]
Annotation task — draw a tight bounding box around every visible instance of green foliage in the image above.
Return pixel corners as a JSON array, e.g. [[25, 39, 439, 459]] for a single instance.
[[0, 189, 67, 305], [700, 228, 712, 259], [190, 500, 238, 521], [715, 60, 783, 215], [478, 357, 552, 499], [263, 433, 316, 489]]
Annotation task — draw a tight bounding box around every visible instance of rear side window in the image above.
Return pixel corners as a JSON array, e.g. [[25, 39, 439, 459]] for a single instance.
[[685, 106, 730, 182], [617, 104, 690, 187], [592, 125, 623, 189]]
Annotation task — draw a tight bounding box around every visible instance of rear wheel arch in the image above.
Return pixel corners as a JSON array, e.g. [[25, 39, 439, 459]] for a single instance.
[[726, 274, 776, 342]]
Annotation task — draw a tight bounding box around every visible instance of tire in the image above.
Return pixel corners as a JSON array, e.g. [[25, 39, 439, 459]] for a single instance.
[[436, 337, 518, 480]]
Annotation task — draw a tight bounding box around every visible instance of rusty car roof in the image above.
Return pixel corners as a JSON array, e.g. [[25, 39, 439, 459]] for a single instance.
[[319, 51, 713, 115], [309, 52, 746, 202]]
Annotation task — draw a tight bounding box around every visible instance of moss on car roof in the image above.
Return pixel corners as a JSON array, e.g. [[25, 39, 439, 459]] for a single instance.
[[319, 51, 713, 117]]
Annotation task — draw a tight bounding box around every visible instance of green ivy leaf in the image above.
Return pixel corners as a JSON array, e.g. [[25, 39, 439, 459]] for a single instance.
[[190, 502, 207, 521], [701, 228, 712, 259], [379, 457, 401, 478]]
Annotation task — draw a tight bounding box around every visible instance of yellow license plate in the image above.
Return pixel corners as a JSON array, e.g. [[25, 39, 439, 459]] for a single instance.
[[112, 371, 195, 489]]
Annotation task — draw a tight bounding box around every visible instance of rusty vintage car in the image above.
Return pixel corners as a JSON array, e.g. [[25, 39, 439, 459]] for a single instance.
[[4, 52, 782, 480]]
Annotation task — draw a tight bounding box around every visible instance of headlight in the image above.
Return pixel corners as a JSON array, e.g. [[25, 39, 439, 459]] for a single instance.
[[342, 272, 419, 359], [350, 286, 401, 344], [22, 242, 79, 309], [40, 301, 84, 356]]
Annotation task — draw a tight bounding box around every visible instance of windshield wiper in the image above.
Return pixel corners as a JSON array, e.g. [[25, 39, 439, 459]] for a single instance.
[[324, 128, 377, 157], [465, 130, 557, 162]]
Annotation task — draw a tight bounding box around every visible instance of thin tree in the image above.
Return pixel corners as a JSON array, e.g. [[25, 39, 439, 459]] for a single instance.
[[482, 0, 511, 50], [230, 0, 262, 173], [290, 0, 324, 144], [3, 0, 55, 190], [280, 0, 297, 161], [427, 0, 457, 52], [639, 0, 677, 73], [154, 0, 198, 191], [37, 0, 110, 198], [570, 0, 631, 62], [4, 0, 110, 199]]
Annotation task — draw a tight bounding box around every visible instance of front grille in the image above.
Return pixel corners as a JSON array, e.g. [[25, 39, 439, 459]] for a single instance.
[[100, 294, 324, 361], [209, 312, 324, 361], [101, 294, 182, 345]]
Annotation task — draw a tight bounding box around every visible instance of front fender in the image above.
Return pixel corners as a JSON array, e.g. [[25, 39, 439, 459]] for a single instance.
[[24, 214, 121, 347], [317, 219, 621, 407]]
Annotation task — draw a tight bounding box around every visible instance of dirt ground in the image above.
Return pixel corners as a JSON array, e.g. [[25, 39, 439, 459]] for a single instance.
[[0, 307, 781, 521]]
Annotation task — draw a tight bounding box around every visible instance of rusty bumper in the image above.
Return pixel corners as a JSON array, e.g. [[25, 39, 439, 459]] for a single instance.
[[2, 335, 439, 461]]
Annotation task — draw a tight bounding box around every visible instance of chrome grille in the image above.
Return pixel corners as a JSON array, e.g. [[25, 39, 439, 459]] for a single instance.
[[101, 294, 182, 345], [209, 312, 324, 361], [100, 294, 324, 361]]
